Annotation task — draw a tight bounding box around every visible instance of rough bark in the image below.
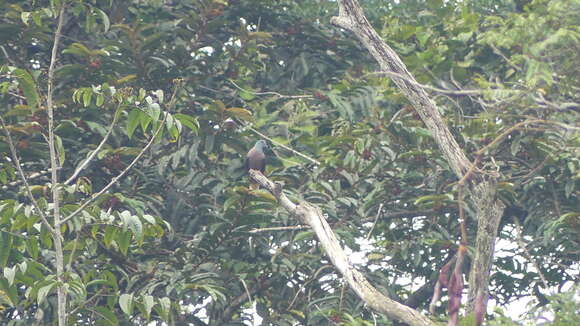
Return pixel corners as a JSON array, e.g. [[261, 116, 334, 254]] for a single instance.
[[466, 182, 505, 320], [249, 170, 437, 326], [330, 0, 505, 323]]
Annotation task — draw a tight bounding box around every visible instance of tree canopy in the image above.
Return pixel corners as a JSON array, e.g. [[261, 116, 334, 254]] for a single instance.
[[0, 0, 578, 325]]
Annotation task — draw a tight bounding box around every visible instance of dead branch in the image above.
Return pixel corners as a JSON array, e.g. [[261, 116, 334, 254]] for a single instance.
[[249, 169, 436, 326]]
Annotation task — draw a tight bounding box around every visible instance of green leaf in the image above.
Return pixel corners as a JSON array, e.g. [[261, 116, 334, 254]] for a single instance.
[[94, 8, 110, 32], [294, 231, 314, 242], [37, 282, 56, 304], [96, 94, 105, 107], [55, 135, 66, 165], [21, 12, 32, 26], [103, 225, 118, 248], [62, 43, 93, 58], [145, 103, 161, 121], [26, 237, 39, 260], [154, 89, 164, 104], [239, 89, 255, 101], [0, 232, 13, 268], [158, 297, 171, 320], [3, 267, 16, 286], [14, 69, 40, 109], [143, 294, 155, 319], [117, 230, 131, 256], [94, 306, 119, 326], [83, 89, 92, 107], [126, 109, 141, 139], [174, 114, 199, 133], [120, 211, 143, 244], [119, 293, 134, 316]]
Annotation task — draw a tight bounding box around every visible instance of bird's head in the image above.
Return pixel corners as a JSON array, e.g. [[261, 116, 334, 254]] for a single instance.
[[254, 140, 268, 152]]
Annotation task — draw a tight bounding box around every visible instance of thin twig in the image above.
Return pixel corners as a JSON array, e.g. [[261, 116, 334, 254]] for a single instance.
[[239, 277, 254, 316], [59, 81, 182, 226], [365, 203, 383, 239], [0, 45, 16, 65], [8, 91, 26, 100], [476, 119, 579, 156], [248, 225, 309, 233], [229, 80, 313, 99], [489, 44, 521, 72], [339, 280, 346, 312], [456, 155, 482, 246], [549, 180, 562, 217], [248, 127, 321, 166], [1, 169, 52, 190], [0, 117, 57, 235], [362, 71, 491, 96], [68, 289, 105, 316], [287, 265, 333, 311], [66, 231, 81, 272], [519, 152, 555, 184], [512, 218, 549, 288], [64, 102, 122, 185]]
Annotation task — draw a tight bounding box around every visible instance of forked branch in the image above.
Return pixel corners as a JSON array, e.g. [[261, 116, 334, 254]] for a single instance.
[[249, 170, 436, 326]]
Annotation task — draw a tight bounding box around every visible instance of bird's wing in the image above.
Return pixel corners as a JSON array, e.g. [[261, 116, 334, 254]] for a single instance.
[[246, 148, 266, 172]]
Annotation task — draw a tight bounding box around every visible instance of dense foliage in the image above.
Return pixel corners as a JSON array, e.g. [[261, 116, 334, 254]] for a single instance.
[[0, 0, 578, 325]]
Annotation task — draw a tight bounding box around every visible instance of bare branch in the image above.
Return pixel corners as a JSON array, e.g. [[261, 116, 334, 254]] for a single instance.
[[64, 103, 122, 185], [365, 203, 383, 239], [331, 0, 472, 178], [330, 2, 507, 324], [475, 119, 579, 156], [0, 117, 56, 235], [248, 225, 309, 233], [249, 170, 437, 326], [489, 44, 521, 72], [45, 4, 67, 326], [248, 126, 321, 166], [512, 217, 549, 288], [1, 169, 52, 190], [229, 80, 314, 99], [362, 71, 489, 96]]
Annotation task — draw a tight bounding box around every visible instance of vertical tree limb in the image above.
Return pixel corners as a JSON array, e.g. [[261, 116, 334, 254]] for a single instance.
[[330, 1, 505, 324], [330, 0, 471, 177], [46, 4, 67, 326]]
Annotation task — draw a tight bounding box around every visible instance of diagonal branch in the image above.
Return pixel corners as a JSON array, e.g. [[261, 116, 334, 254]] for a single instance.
[[248, 126, 321, 166], [0, 117, 56, 236], [249, 169, 436, 326], [64, 103, 122, 185], [330, 2, 506, 325], [59, 81, 182, 226], [331, 0, 471, 178]]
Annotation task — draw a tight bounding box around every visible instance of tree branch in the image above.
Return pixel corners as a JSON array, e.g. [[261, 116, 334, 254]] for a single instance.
[[64, 102, 122, 185], [248, 126, 321, 166], [249, 170, 436, 326], [45, 4, 67, 326], [330, 2, 506, 324], [1, 168, 52, 190], [331, 0, 471, 178], [229, 80, 314, 99], [59, 81, 182, 226], [0, 117, 56, 235]]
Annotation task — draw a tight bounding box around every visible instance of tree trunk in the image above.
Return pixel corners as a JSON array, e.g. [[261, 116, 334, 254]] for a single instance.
[[331, 1, 506, 323]]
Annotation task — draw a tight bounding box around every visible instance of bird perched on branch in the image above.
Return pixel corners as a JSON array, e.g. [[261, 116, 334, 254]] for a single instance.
[[245, 140, 268, 187]]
